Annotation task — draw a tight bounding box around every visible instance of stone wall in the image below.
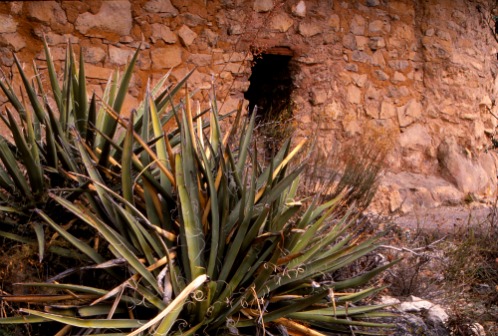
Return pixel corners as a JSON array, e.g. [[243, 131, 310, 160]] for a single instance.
[[1, 0, 498, 213]]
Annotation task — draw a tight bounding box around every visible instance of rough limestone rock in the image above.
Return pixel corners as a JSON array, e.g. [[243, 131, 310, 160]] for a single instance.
[[151, 47, 183, 69], [328, 14, 340, 31], [392, 313, 449, 336], [479, 152, 498, 196], [399, 124, 431, 149], [392, 71, 406, 83], [85, 64, 113, 80], [35, 46, 65, 61], [347, 85, 362, 104], [342, 33, 357, 50], [9, 2, 22, 15], [373, 69, 389, 81], [253, 0, 273, 13], [372, 172, 464, 214], [27, 1, 67, 25], [202, 28, 218, 47], [310, 88, 327, 105], [228, 24, 243, 35], [377, 307, 450, 335], [143, 0, 178, 16], [292, 1, 306, 17], [324, 101, 342, 120], [351, 50, 372, 63], [0, 33, 25, 51], [188, 54, 212, 67], [350, 14, 366, 35], [396, 314, 433, 335], [438, 138, 490, 195], [369, 20, 385, 34], [399, 296, 434, 312], [109, 45, 134, 65], [270, 13, 294, 32], [180, 13, 206, 27], [398, 99, 423, 127], [178, 25, 197, 47], [83, 47, 107, 64], [380, 100, 396, 119], [369, 36, 386, 50], [150, 24, 177, 44], [298, 22, 321, 37], [372, 50, 386, 66], [75, 1, 132, 38], [377, 296, 450, 336], [427, 304, 449, 327], [355, 35, 369, 51], [0, 47, 13, 67], [0, 15, 17, 33], [44, 32, 78, 46]]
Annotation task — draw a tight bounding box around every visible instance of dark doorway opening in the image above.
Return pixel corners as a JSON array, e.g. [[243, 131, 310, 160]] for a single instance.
[[244, 50, 294, 156]]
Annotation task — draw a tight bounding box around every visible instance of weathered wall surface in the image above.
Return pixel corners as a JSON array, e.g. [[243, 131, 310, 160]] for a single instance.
[[1, 0, 498, 213]]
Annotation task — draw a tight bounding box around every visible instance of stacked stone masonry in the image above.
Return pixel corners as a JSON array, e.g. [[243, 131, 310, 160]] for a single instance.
[[1, 0, 498, 213]]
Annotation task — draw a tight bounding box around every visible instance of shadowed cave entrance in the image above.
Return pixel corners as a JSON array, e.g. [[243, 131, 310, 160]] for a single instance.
[[244, 48, 294, 157]]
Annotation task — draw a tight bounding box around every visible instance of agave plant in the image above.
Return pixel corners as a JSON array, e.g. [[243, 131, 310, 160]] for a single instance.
[[0, 42, 397, 335]]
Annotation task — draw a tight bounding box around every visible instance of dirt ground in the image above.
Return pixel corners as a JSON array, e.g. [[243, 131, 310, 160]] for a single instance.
[[381, 203, 498, 335], [392, 203, 495, 232]]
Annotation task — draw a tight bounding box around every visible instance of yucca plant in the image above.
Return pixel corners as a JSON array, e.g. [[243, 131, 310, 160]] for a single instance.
[[0, 39, 189, 261], [0, 42, 398, 335]]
